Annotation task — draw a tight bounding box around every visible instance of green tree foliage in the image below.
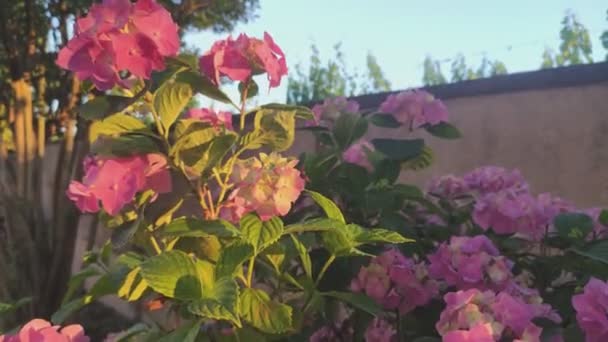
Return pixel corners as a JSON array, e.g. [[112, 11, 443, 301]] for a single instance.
[[286, 44, 391, 104], [541, 10, 593, 68], [600, 10, 608, 60], [422, 56, 447, 86], [421, 54, 508, 86]]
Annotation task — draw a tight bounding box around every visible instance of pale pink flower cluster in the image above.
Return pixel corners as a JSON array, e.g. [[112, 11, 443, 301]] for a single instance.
[[379, 90, 448, 129], [463, 166, 528, 195], [0, 319, 89, 342], [342, 140, 375, 172], [185, 108, 234, 131], [67, 154, 172, 215], [200, 33, 287, 89], [351, 249, 438, 314], [56, 0, 179, 90], [309, 96, 360, 127], [572, 278, 608, 342], [437, 288, 560, 342], [364, 318, 396, 342], [220, 153, 305, 222], [427, 236, 514, 291], [427, 174, 470, 199]]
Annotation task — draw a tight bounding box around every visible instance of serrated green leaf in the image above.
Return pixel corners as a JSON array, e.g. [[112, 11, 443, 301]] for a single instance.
[[369, 113, 401, 128], [173, 128, 237, 175], [252, 108, 296, 151], [79, 95, 132, 120], [91, 134, 159, 157], [118, 267, 141, 299], [239, 288, 292, 334], [554, 213, 594, 241], [176, 71, 234, 105], [572, 239, 608, 264], [116, 252, 145, 268], [241, 215, 284, 254], [161, 217, 240, 238], [89, 113, 150, 142], [425, 122, 461, 139], [154, 80, 193, 132], [289, 235, 312, 278], [372, 138, 424, 161], [188, 278, 240, 325], [347, 224, 412, 244], [323, 291, 382, 316], [259, 103, 314, 121], [283, 218, 344, 235], [140, 250, 204, 300], [263, 242, 286, 273], [215, 242, 254, 278], [306, 190, 345, 223], [333, 113, 368, 150]]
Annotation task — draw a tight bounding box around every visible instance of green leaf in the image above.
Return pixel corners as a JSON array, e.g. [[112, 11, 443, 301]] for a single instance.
[[554, 213, 594, 241], [263, 242, 286, 273], [176, 71, 234, 105], [52, 296, 93, 324], [89, 113, 150, 143], [369, 113, 401, 128], [241, 215, 284, 254], [239, 288, 292, 334], [188, 278, 240, 325], [252, 108, 296, 151], [401, 145, 434, 171], [140, 250, 204, 300], [118, 267, 141, 299], [238, 80, 259, 99], [0, 297, 32, 316], [173, 129, 237, 175], [572, 240, 608, 264], [283, 218, 344, 235], [306, 190, 345, 223], [91, 134, 159, 157], [425, 122, 462, 139], [371, 138, 425, 161], [393, 184, 424, 198], [116, 252, 145, 268], [347, 224, 413, 244], [289, 235, 313, 278], [333, 113, 368, 150], [154, 79, 193, 132], [62, 266, 100, 304], [161, 217, 240, 238], [215, 242, 254, 278], [323, 291, 382, 316], [157, 320, 201, 342], [600, 210, 608, 226], [79, 95, 132, 120], [259, 103, 315, 121], [111, 216, 143, 249]]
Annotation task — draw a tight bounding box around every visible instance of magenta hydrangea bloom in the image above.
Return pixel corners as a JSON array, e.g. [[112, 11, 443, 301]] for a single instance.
[[342, 140, 375, 172], [220, 153, 305, 222], [427, 174, 470, 199], [572, 278, 608, 342], [428, 235, 514, 291], [463, 166, 528, 195], [364, 318, 396, 342], [185, 108, 234, 131], [56, 0, 179, 90], [443, 323, 496, 342], [0, 318, 89, 342], [378, 90, 448, 129], [351, 249, 438, 314], [66, 154, 172, 215], [199, 32, 287, 89], [309, 96, 360, 127]]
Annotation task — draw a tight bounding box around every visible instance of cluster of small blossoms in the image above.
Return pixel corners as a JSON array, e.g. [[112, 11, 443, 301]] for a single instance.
[[572, 278, 608, 342], [582, 208, 608, 239], [437, 288, 561, 342], [185, 108, 234, 131], [67, 154, 172, 215], [428, 235, 514, 291], [199, 32, 287, 89], [364, 318, 396, 342], [350, 249, 439, 314], [220, 153, 305, 222], [0, 319, 89, 342], [342, 140, 375, 172], [379, 90, 449, 129], [57, 0, 179, 90], [309, 96, 360, 127]]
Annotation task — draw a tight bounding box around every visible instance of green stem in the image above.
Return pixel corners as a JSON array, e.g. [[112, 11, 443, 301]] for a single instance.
[[149, 235, 162, 255], [246, 256, 256, 287], [239, 80, 250, 131], [315, 254, 336, 286]]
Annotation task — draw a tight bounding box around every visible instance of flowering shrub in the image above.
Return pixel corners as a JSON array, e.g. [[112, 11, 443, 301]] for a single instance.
[[2, 1, 607, 341]]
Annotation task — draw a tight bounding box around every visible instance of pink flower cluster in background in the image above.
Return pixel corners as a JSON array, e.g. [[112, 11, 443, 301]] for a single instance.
[[200, 33, 287, 89], [67, 154, 172, 215], [573, 278, 608, 342], [351, 249, 438, 314], [309, 96, 360, 127], [379, 90, 449, 129], [428, 235, 514, 291], [57, 0, 179, 90], [0, 319, 89, 342], [220, 153, 305, 222], [185, 108, 234, 131], [342, 140, 375, 172]]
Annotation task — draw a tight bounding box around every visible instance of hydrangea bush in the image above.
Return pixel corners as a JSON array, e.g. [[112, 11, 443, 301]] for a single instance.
[[2, 1, 608, 341]]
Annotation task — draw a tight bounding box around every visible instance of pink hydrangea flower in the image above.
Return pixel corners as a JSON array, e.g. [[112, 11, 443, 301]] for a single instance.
[[572, 278, 608, 342], [66, 154, 172, 215], [342, 140, 375, 172], [378, 90, 448, 129], [220, 153, 305, 222], [56, 0, 179, 90], [199, 32, 287, 88], [428, 236, 514, 291], [0, 318, 89, 342], [443, 323, 496, 342], [463, 166, 528, 195], [309, 96, 360, 127], [364, 318, 396, 342], [427, 175, 470, 199], [185, 108, 234, 131], [583, 208, 608, 239], [351, 249, 438, 314]]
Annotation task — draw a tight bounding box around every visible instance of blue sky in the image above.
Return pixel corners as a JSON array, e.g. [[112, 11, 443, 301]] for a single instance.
[[185, 0, 607, 104]]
